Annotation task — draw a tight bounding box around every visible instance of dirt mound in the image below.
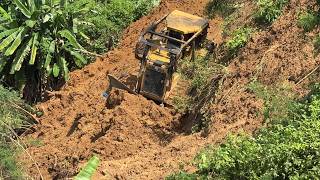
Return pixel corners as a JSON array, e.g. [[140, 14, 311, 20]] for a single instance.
[[20, 0, 320, 179]]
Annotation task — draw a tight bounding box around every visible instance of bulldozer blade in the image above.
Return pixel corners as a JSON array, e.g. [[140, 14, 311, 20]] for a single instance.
[[106, 74, 138, 95]]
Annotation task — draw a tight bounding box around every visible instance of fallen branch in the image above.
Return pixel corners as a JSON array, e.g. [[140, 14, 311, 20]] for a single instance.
[[296, 65, 320, 85], [75, 49, 104, 58]]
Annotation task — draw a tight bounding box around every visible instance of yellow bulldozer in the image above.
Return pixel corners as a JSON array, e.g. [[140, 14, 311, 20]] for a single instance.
[[106, 10, 214, 104]]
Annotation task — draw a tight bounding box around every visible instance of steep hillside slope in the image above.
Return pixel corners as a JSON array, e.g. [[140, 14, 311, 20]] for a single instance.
[[21, 0, 320, 179]]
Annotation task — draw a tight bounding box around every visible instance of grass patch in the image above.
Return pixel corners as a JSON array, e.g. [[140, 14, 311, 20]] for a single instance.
[[179, 55, 219, 94], [254, 0, 289, 24], [314, 35, 320, 55], [297, 11, 319, 32], [0, 85, 33, 179], [248, 80, 295, 122], [73, 0, 160, 54], [226, 27, 253, 56], [0, 143, 22, 179], [205, 0, 236, 18]]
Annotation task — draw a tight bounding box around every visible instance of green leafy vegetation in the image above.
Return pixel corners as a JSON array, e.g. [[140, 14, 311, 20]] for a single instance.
[[226, 27, 252, 55], [71, 0, 160, 54], [0, 85, 32, 179], [75, 155, 100, 180], [0, 0, 159, 99], [0, 0, 88, 86], [314, 35, 320, 54], [297, 11, 319, 32], [0, 144, 22, 179], [205, 0, 236, 18], [179, 56, 219, 94], [255, 0, 288, 23], [248, 81, 294, 121], [168, 83, 320, 179]]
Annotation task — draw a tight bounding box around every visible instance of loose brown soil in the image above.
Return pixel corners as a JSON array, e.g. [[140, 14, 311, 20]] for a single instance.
[[21, 0, 320, 179]]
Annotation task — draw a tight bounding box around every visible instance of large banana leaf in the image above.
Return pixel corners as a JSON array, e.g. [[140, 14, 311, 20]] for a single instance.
[[59, 29, 83, 49], [13, 0, 32, 18], [10, 37, 33, 74], [0, 6, 11, 20], [5, 27, 27, 56], [29, 32, 39, 65], [70, 50, 87, 67], [74, 156, 100, 180], [52, 63, 60, 77], [0, 29, 20, 52], [58, 56, 69, 80], [0, 56, 7, 73], [0, 28, 19, 40], [44, 40, 55, 69]]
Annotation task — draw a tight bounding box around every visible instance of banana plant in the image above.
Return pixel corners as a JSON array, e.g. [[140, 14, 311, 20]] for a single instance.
[[0, 0, 89, 92]]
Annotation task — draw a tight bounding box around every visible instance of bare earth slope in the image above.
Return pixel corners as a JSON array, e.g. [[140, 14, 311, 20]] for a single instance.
[[22, 0, 320, 179]]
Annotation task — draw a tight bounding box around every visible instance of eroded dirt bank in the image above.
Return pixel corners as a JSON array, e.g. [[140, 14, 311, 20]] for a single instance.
[[21, 0, 320, 179]]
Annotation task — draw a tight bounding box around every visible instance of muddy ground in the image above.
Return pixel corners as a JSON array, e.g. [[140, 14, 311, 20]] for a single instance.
[[21, 0, 320, 179]]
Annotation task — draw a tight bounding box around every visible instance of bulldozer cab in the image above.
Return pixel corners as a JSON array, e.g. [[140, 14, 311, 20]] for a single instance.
[[108, 10, 209, 104]]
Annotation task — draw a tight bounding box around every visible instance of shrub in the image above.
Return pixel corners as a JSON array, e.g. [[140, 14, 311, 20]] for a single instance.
[[0, 144, 22, 179], [255, 0, 288, 24], [298, 11, 319, 32], [179, 56, 218, 94], [167, 84, 320, 179], [205, 0, 236, 18], [248, 81, 295, 121], [226, 27, 252, 55], [0, 0, 88, 94], [314, 35, 320, 54], [0, 85, 32, 179], [73, 0, 160, 53]]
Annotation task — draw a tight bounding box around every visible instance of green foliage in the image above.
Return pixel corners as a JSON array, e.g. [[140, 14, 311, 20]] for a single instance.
[[71, 0, 160, 53], [226, 27, 252, 55], [179, 56, 217, 94], [168, 84, 320, 179], [248, 81, 294, 121], [0, 85, 30, 134], [74, 155, 100, 180], [0, 85, 31, 179], [313, 35, 320, 54], [166, 171, 197, 180], [0, 143, 22, 180], [205, 0, 236, 18], [172, 96, 191, 113], [255, 0, 288, 24], [298, 11, 319, 32], [0, 0, 88, 92]]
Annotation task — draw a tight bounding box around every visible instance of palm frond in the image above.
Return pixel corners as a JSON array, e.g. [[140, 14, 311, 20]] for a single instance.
[[5, 27, 27, 56], [10, 37, 33, 74]]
